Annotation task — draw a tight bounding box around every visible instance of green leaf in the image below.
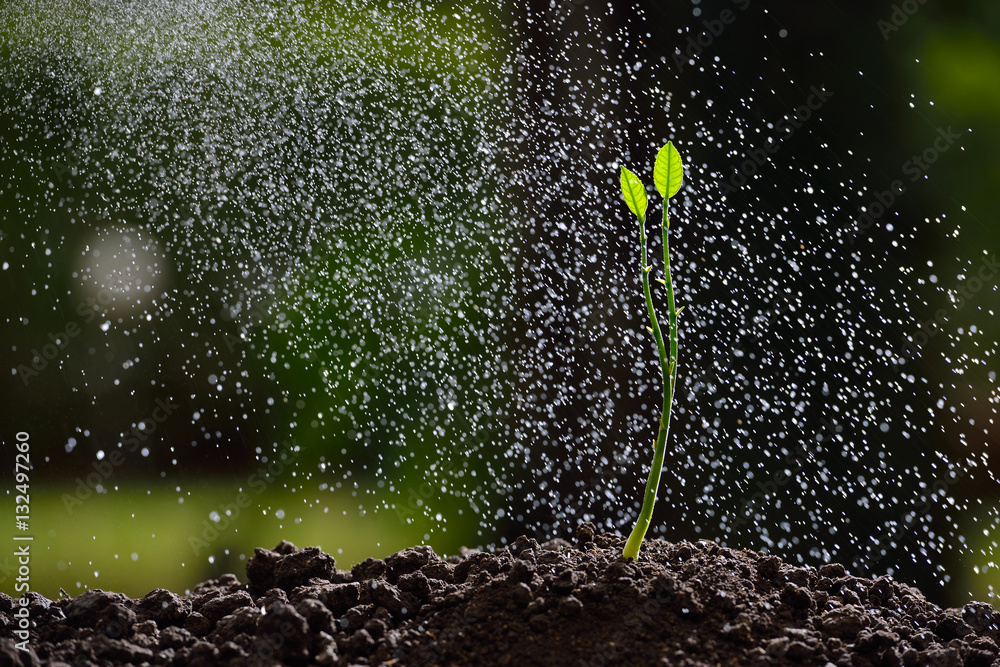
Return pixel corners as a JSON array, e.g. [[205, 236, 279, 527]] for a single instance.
[[653, 141, 684, 200], [619, 166, 648, 220]]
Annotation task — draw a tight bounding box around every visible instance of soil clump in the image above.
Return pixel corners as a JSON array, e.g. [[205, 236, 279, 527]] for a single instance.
[[2, 525, 998, 666]]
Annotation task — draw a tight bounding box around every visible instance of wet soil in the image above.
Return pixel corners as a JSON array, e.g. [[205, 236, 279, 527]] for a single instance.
[[2, 525, 998, 666]]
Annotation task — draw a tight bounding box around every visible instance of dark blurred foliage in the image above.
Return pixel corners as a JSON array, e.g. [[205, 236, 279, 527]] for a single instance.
[[1, 0, 997, 605], [508, 0, 999, 606]]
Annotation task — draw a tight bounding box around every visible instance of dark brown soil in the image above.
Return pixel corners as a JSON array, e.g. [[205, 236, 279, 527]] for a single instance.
[[2, 525, 998, 666]]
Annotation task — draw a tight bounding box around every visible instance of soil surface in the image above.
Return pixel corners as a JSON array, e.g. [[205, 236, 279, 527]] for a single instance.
[[2, 525, 999, 666]]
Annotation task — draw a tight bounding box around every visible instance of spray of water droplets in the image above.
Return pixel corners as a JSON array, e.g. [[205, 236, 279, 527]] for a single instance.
[[2, 1, 996, 603]]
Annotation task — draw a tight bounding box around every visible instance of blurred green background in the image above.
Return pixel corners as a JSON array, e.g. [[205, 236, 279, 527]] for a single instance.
[[0, 0, 508, 597], [1, 0, 998, 608]]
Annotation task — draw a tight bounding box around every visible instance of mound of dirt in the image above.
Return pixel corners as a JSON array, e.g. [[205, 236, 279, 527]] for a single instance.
[[2, 525, 998, 666]]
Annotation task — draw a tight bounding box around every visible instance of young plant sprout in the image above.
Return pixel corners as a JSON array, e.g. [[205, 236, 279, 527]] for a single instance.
[[619, 141, 685, 560]]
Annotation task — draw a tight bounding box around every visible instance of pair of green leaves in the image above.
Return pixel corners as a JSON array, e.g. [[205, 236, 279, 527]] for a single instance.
[[618, 140, 685, 561], [620, 141, 684, 221]]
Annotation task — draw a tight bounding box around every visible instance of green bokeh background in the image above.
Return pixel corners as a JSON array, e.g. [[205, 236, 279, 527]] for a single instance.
[[0, 0, 507, 597], [1, 0, 998, 608]]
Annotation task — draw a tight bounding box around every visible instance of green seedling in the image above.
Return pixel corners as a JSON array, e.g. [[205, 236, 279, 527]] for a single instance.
[[619, 141, 685, 560]]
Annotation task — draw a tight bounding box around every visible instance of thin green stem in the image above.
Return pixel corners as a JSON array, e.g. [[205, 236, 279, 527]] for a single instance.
[[623, 198, 678, 561], [662, 205, 679, 401], [638, 212, 669, 389]]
